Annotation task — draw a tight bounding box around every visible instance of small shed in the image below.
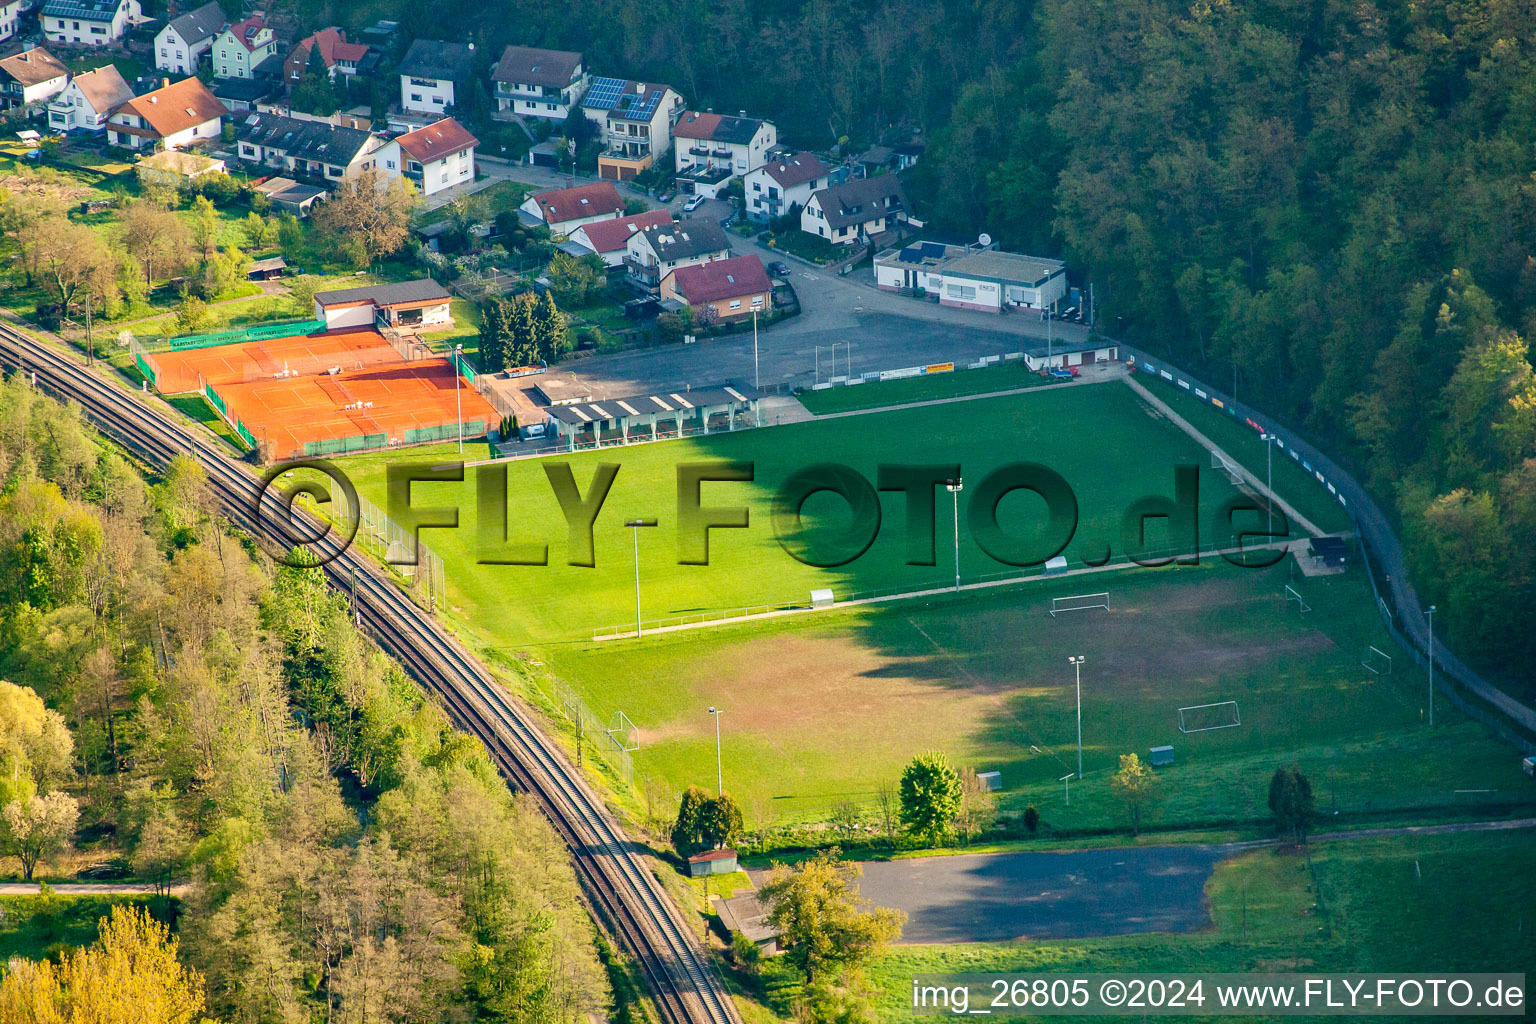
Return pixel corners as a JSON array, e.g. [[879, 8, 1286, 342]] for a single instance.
[[810, 588, 834, 609], [716, 893, 779, 955], [1308, 536, 1348, 569], [977, 770, 1002, 791], [247, 256, 287, 281], [1149, 745, 1175, 767], [687, 848, 738, 877], [136, 150, 227, 188], [1044, 555, 1068, 575], [413, 220, 455, 251]]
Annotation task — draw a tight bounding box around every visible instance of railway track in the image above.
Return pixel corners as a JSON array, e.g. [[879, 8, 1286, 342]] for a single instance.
[[0, 323, 740, 1024]]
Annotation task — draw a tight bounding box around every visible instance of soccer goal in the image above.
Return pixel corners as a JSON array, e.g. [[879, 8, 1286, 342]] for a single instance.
[[1178, 700, 1242, 733], [1362, 646, 1393, 676], [607, 711, 640, 752], [1285, 584, 1311, 613], [1051, 592, 1109, 617], [1211, 449, 1244, 485]]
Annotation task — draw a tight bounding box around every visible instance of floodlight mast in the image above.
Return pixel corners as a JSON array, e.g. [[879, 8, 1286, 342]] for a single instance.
[[944, 478, 963, 591], [1068, 656, 1085, 779]]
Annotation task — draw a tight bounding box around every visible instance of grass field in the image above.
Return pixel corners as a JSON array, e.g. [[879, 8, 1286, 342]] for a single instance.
[[329, 378, 1531, 826], [0, 893, 163, 962], [338, 380, 1254, 642], [867, 827, 1536, 1020], [797, 362, 1061, 415]]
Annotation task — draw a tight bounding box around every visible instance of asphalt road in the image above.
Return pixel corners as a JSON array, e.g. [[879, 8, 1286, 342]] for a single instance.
[[838, 845, 1229, 944]]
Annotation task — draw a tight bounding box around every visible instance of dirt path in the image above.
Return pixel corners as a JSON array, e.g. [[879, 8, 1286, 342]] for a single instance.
[[0, 881, 187, 896]]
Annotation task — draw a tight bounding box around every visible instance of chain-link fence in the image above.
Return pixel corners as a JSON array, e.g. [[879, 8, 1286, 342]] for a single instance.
[[553, 679, 635, 787], [330, 484, 448, 613]]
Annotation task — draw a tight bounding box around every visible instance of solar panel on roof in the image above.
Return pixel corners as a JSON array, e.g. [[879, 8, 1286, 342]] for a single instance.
[[897, 246, 925, 264], [920, 242, 947, 259], [583, 76, 626, 110]]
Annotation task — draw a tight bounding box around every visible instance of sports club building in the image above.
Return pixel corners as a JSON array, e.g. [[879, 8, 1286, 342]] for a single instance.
[[874, 240, 1067, 314]]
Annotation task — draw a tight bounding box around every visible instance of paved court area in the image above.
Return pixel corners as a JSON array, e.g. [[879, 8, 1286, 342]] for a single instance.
[[755, 844, 1229, 944]]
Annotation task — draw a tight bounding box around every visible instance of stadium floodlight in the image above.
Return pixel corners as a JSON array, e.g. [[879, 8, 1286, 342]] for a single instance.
[[1427, 604, 1436, 727], [707, 706, 724, 796], [454, 343, 464, 454], [625, 519, 657, 638], [1069, 656, 1085, 779], [1260, 433, 1277, 531], [945, 478, 963, 591]]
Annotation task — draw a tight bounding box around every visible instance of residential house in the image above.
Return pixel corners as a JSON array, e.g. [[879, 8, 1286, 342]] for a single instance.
[[660, 255, 772, 321], [567, 209, 673, 267], [854, 142, 922, 177], [491, 45, 587, 120], [389, 116, 476, 197], [518, 181, 625, 235], [153, 1, 224, 75], [801, 173, 910, 246], [211, 16, 277, 79], [107, 76, 226, 151], [312, 279, 452, 331], [397, 39, 474, 115], [743, 151, 828, 224], [285, 27, 373, 84], [624, 219, 731, 294], [235, 110, 392, 182], [47, 63, 133, 132], [1, 0, 26, 42], [671, 110, 776, 195], [42, 0, 137, 46], [580, 77, 683, 181], [0, 47, 68, 110]]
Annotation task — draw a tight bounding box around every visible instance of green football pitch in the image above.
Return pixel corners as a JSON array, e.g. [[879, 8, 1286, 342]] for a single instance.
[[331, 379, 1528, 824]]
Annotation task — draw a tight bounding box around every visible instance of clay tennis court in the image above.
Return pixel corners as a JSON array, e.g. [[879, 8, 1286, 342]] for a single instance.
[[147, 327, 498, 458]]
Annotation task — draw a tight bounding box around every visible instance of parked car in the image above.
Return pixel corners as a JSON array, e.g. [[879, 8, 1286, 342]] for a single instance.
[[657, 191, 674, 203], [768, 260, 791, 277], [684, 195, 706, 212]]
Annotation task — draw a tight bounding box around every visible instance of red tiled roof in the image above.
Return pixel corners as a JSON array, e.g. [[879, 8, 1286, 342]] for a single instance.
[[670, 110, 722, 141], [224, 16, 270, 52], [529, 181, 625, 225], [113, 77, 225, 138], [295, 27, 369, 68], [573, 209, 672, 253], [687, 848, 738, 863], [667, 255, 771, 305], [395, 117, 478, 163]]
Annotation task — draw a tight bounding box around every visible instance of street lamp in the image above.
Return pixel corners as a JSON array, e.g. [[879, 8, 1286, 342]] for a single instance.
[[625, 518, 657, 638], [752, 308, 760, 392], [454, 343, 464, 453], [944, 478, 963, 591], [707, 706, 723, 796], [1427, 605, 1437, 727], [1069, 656, 1085, 779]]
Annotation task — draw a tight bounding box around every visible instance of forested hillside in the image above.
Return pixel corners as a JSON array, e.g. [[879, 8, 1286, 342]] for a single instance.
[[0, 374, 608, 1021], [281, 0, 1536, 687]]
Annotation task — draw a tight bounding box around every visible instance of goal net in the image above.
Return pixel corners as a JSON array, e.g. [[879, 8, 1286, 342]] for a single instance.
[[1361, 646, 1393, 675], [1177, 700, 1241, 733], [1211, 449, 1244, 485], [1285, 584, 1311, 613], [607, 711, 640, 752], [1050, 592, 1109, 617]]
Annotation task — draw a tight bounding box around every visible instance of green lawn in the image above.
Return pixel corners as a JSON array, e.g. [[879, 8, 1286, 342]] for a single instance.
[[797, 362, 1061, 415], [867, 827, 1536, 1020], [1136, 370, 1354, 536], [336, 380, 1250, 643], [0, 893, 164, 962], [415, 180, 537, 226]]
